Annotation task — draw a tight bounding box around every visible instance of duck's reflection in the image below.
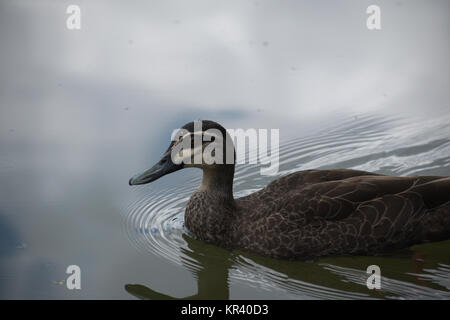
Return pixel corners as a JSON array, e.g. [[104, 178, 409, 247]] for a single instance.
[[125, 234, 450, 300], [125, 234, 232, 300]]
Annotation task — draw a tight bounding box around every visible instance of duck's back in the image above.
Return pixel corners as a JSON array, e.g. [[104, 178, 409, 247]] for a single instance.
[[233, 169, 450, 259]]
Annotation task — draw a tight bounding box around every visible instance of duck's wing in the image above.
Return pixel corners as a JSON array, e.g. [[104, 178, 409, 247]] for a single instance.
[[238, 170, 448, 227], [303, 177, 450, 256], [263, 169, 382, 196], [238, 169, 381, 204], [277, 174, 446, 220]]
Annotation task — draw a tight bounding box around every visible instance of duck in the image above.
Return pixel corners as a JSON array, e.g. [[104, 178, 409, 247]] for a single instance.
[[129, 120, 450, 260]]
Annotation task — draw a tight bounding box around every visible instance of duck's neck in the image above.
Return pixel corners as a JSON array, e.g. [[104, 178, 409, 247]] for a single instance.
[[199, 165, 235, 201], [185, 165, 236, 246]]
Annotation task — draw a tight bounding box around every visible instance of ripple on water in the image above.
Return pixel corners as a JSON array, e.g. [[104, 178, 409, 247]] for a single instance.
[[124, 113, 450, 299]]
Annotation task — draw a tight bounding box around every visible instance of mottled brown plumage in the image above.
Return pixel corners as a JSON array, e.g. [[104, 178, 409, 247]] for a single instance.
[[130, 120, 450, 260]]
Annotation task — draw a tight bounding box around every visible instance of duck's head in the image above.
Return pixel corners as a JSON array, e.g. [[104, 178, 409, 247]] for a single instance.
[[129, 120, 235, 189]]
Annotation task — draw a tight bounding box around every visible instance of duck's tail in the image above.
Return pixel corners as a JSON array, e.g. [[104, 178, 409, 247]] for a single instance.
[[421, 202, 450, 242], [413, 177, 450, 242]]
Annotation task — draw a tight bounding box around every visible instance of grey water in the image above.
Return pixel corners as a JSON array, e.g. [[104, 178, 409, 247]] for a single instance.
[[1, 0, 450, 299], [1, 112, 450, 299]]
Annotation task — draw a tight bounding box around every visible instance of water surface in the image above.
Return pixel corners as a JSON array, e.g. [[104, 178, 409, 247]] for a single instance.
[[3, 111, 450, 299]]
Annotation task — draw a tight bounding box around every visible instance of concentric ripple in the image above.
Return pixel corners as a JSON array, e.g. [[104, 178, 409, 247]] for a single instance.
[[124, 113, 450, 299], [124, 179, 195, 266]]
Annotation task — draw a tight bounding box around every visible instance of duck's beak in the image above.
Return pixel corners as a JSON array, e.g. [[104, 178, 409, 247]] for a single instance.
[[129, 149, 182, 185]]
